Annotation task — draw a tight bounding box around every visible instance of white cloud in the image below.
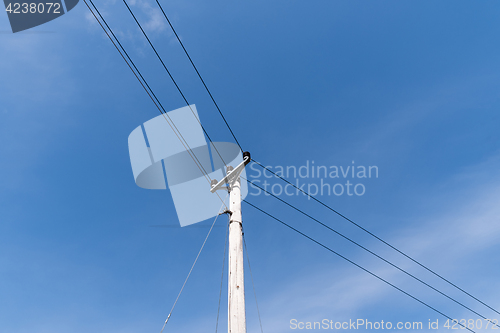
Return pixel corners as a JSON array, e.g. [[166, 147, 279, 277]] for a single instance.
[[131, 0, 167, 34]]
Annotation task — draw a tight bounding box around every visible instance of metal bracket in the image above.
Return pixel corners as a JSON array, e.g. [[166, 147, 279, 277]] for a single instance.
[[210, 152, 250, 193]]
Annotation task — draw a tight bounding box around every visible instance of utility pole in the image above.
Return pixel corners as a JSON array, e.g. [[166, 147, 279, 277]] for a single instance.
[[227, 164, 245, 333], [211, 152, 251, 333]]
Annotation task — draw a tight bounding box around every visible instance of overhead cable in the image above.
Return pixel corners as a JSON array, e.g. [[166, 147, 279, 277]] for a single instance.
[[84, 0, 228, 209], [250, 159, 500, 316], [153, 0, 243, 151], [243, 200, 476, 333], [121, 0, 236, 170], [244, 178, 499, 326]]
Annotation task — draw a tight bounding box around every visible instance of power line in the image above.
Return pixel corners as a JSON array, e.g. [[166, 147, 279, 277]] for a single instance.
[[250, 159, 500, 316], [153, 0, 242, 151], [121, 0, 237, 171], [84, 0, 229, 210], [243, 200, 476, 333], [244, 178, 500, 326], [85, 0, 208, 182]]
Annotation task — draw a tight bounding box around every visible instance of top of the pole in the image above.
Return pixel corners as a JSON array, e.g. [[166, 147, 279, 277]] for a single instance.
[[243, 151, 251, 165], [210, 152, 251, 193]]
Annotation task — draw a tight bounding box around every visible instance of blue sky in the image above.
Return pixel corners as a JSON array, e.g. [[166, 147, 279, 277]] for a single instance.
[[1, 1, 500, 332]]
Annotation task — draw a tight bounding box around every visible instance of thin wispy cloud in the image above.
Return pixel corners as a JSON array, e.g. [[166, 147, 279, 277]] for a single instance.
[[251, 154, 500, 333], [129, 0, 167, 34]]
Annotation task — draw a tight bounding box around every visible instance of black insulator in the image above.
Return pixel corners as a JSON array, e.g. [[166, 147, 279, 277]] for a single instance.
[[243, 151, 251, 165]]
